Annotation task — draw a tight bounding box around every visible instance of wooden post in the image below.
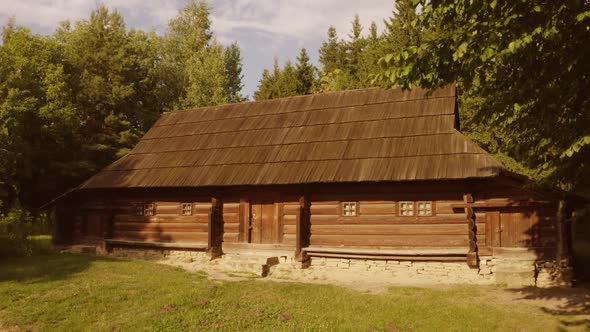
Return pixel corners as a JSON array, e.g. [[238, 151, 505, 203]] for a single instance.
[[556, 199, 566, 266], [295, 195, 310, 262], [464, 193, 478, 267], [208, 197, 223, 259]]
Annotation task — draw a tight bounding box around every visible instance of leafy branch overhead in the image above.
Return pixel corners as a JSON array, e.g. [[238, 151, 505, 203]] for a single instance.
[[376, 0, 590, 192]]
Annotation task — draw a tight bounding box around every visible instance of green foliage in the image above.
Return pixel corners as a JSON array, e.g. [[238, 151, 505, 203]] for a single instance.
[[376, 0, 590, 192], [295, 48, 316, 95], [0, 205, 33, 257], [254, 55, 317, 101], [0, 1, 245, 213], [224, 42, 246, 103]]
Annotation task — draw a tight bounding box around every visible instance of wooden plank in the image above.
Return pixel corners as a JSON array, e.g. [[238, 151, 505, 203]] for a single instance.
[[310, 234, 468, 247], [436, 200, 462, 214], [310, 214, 466, 225], [310, 204, 339, 215], [310, 224, 468, 236], [283, 224, 296, 235], [224, 223, 240, 232], [223, 232, 240, 242], [114, 215, 209, 223], [358, 203, 396, 215], [283, 204, 300, 215], [223, 203, 240, 214], [113, 231, 208, 242], [283, 214, 296, 225], [222, 213, 239, 223], [303, 246, 467, 255], [114, 222, 208, 232], [105, 239, 207, 249], [306, 252, 466, 261]]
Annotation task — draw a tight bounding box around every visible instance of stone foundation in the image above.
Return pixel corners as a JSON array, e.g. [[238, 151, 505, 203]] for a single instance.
[[73, 244, 572, 287], [108, 247, 210, 264], [306, 256, 571, 287], [307, 257, 494, 284]]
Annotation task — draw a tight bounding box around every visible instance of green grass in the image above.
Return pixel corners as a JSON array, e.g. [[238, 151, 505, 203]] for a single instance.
[[0, 254, 572, 331]]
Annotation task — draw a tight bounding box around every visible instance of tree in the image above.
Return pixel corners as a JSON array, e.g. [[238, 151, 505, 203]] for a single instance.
[[164, 1, 245, 108], [377, 1, 590, 192], [254, 59, 281, 100], [254, 58, 300, 100], [0, 22, 80, 209], [180, 42, 229, 108], [223, 42, 246, 103], [276, 60, 299, 97], [345, 14, 365, 83], [295, 48, 317, 95], [381, 0, 421, 54], [319, 26, 344, 74], [55, 6, 142, 168]]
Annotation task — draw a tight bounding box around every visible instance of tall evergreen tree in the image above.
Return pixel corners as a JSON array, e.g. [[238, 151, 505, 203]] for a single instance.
[[318, 26, 343, 74], [295, 48, 316, 95], [381, 0, 421, 53], [254, 58, 281, 101], [223, 42, 246, 103], [345, 14, 365, 82]]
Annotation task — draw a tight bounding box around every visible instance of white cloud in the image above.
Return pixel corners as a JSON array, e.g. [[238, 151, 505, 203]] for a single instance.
[[0, 0, 180, 33], [210, 0, 393, 41]]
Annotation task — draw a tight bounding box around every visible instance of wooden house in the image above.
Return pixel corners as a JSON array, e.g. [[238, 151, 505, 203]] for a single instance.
[[51, 85, 573, 286]]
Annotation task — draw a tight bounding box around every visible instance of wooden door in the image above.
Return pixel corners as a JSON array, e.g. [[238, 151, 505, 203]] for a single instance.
[[499, 211, 535, 248], [249, 201, 277, 244]]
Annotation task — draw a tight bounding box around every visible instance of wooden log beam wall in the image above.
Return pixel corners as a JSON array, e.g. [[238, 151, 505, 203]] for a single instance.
[[208, 197, 223, 259], [295, 195, 311, 261], [464, 193, 478, 267]]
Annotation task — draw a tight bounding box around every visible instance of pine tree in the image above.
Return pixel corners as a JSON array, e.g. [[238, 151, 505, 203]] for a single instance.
[[345, 14, 365, 85], [318, 26, 343, 73], [277, 60, 299, 97], [223, 42, 245, 103], [295, 48, 316, 95], [382, 0, 421, 53]]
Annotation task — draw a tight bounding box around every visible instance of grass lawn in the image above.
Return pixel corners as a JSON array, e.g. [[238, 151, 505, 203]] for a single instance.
[[0, 254, 580, 331]]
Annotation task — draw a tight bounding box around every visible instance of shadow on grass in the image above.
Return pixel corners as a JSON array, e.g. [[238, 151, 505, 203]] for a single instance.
[[0, 253, 124, 284], [508, 285, 590, 329]]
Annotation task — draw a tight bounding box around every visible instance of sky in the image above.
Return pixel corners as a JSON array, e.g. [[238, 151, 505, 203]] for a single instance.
[[0, 0, 394, 98]]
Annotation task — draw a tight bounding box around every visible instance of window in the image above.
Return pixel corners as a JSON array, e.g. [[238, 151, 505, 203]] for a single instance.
[[342, 202, 357, 217], [399, 201, 414, 216], [144, 204, 155, 216], [180, 203, 192, 216], [135, 204, 144, 216], [417, 201, 432, 216]]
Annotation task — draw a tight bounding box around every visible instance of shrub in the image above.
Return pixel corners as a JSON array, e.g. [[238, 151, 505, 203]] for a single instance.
[[0, 205, 34, 257]]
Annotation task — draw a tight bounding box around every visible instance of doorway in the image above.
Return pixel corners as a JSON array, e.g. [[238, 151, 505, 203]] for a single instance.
[[248, 201, 278, 244]]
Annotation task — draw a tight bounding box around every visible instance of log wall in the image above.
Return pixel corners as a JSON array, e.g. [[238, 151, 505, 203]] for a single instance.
[[109, 201, 211, 243], [308, 199, 470, 249]]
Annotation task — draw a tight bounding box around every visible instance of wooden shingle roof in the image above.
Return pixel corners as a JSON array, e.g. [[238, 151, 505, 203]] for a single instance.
[[80, 85, 504, 189]]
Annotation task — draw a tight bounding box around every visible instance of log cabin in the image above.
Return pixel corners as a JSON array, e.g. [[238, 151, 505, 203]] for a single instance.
[[50, 85, 575, 286]]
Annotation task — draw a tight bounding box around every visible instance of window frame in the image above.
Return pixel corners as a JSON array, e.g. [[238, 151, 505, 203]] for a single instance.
[[135, 204, 144, 216], [180, 203, 193, 216], [341, 201, 358, 217], [416, 201, 433, 217], [399, 201, 415, 217], [143, 203, 155, 216]]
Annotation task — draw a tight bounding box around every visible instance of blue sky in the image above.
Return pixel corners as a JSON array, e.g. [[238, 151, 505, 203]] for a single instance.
[[0, 0, 394, 98]]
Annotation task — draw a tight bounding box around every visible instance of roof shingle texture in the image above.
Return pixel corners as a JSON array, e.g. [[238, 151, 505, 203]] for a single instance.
[[80, 85, 503, 189]]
